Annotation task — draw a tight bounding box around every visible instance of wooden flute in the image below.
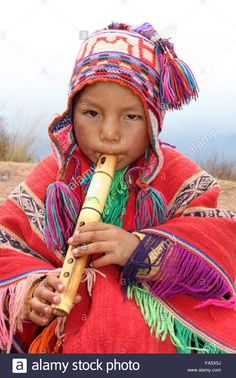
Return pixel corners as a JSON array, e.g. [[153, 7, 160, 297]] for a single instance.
[[52, 154, 117, 317]]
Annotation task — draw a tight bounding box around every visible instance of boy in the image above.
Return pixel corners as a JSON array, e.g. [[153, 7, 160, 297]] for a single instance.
[[0, 22, 235, 354]]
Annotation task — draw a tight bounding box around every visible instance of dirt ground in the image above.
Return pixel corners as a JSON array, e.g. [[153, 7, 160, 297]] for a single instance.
[[0, 162, 235, 213], [0, 162, 36, 204]]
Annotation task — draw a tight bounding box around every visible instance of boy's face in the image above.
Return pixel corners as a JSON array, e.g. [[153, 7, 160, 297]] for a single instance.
[[73, 81, 149, 170]]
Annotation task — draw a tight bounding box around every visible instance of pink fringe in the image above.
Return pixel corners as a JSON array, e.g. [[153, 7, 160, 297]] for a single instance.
[[0, 267, 106, 352], [194, 294, 236, 310], [0, 273, 47, 353], [160, 53, 176, 104], [81, 268, 106, 297], [0, 286, 9, 350], [54, 316, 67, 348], [52, 267, 107, 349]]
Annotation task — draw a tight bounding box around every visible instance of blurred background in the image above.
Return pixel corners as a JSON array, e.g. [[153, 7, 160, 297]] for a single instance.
[[0, 0, 236, 177]]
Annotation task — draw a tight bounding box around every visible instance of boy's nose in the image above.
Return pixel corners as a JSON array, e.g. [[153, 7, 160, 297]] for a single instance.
[[100, 121, 120, 143]]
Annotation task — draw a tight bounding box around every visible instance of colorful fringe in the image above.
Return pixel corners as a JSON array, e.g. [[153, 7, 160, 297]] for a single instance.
[[82, 165, 167, 230], [122, 234, 235, 308], [82, 166, 130, 227], [101, 167, 129, 226], [28, 318, 60, 354], [0, 273, 46, 353], [134, 187, 168, 230], [127, 285, 229, 354], [43, 168, 130, 255], [44, 182, 81, 253], [28, 267, 106, 354], [158, 41, 199, 110], [129, 22, 199, 110]]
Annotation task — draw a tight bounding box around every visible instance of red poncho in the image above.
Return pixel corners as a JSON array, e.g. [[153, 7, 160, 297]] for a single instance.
[[0, 147, 236, 354]]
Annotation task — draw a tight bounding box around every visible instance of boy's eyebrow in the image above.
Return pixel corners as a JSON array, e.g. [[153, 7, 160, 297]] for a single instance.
[[78, 96, 144, 112], [121, 105, 144, 113], [78, 97, 100, 107]]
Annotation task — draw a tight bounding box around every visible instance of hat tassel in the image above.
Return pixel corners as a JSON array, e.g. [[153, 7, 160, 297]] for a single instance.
[[159, 43, 199, 110], [44, 182, 81, 253]]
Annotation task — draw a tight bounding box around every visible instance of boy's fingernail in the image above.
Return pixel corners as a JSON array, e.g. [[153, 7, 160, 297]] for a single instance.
[[90, 262, 93, 268], [44, 306, 50, 314], [68, 237, 73, 243], [72, 248, 79, 255], [58, 284, 64, 291], [53, 295, 60, 303]]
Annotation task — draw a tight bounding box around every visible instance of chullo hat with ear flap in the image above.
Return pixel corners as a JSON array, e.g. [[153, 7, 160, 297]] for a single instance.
[[44, 22, 199, 252]]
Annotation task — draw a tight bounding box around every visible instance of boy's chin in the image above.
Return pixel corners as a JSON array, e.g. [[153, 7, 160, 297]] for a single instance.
[[115, 160, 128, 170]]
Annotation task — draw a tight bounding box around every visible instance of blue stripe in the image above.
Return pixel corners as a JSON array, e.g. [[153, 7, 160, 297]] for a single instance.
[[0, 269, 52, 286], [12, 336, 26, 353]]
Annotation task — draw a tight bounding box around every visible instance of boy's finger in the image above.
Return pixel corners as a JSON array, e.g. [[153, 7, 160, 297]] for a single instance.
[[29, 309, 51, 327], [29, 297, 53, 317], [46, 275, 64, 292], [69, 230, 111, 247], [68, 223, 111, 244], [72, 241, 111, 257], [32, 286, 61, 307]]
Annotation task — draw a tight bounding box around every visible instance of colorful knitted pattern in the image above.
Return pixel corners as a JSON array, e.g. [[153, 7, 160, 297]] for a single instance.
[[71, 29, 162, 122]]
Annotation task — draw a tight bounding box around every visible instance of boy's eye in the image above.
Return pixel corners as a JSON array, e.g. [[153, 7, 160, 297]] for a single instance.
[[126, 114, 142, 120], [83, 110, 99, 118]]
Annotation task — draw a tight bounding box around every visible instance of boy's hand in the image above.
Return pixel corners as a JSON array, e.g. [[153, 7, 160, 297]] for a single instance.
[[28, 274, 81, 326], [68, 222, 140, 268]]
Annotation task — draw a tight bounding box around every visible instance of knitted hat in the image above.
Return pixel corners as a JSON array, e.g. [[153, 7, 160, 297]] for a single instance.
[[49, 22, 198, 185], [45, 22, 199, 251]]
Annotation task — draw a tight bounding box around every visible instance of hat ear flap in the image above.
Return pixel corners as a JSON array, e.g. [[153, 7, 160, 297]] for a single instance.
[[157, 39, 199, 110]]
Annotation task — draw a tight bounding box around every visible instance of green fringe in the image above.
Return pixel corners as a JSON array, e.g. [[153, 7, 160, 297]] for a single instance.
[[127, 285, 228, 354], [102, 167, 129, 226], [81, 166, 129, 227]]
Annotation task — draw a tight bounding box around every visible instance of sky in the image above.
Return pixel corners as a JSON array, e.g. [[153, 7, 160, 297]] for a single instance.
[[0, 0, 236, 161]]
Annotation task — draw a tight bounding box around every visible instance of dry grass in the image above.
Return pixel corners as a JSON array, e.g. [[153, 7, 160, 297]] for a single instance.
[[0, 121, 9, 161], [0, 119, 35, 162], [217, 179, 236, 213], [197, 153, 236, 181], [0, 161, 35, 203]]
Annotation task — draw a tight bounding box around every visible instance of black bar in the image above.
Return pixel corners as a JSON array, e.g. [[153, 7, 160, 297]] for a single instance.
[[0, 353, 235, 378]]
